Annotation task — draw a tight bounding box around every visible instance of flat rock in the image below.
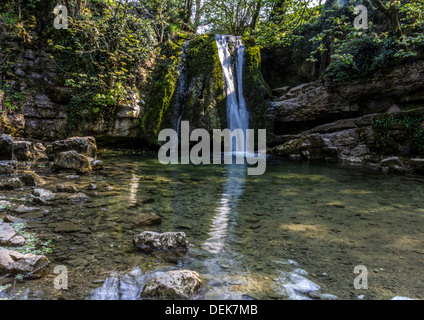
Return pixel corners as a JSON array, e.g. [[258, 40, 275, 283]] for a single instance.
[[0, 223, 26, 246], [33, 189, 55, 202], [67, 192, 90, 202], [133, 231, 189, 253], [0, 247, 50, 278]]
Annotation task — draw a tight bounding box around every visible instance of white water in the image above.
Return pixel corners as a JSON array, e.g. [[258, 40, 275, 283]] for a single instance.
[[215, 34, 249, 153]]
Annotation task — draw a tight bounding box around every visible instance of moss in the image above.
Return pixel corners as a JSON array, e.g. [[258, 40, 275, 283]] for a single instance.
[[243, 45, 272, 130]]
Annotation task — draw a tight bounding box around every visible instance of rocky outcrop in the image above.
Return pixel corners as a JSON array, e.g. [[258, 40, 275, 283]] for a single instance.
[[268, 59, 424, 173], [140, 270, 203, 300], [0, 247, 50, 278], [133, 231, 189, 254]]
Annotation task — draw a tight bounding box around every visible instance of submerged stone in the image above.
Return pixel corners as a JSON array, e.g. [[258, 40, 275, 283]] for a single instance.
[[133, 212, 162, 227], [21, 171, 45, 187], [133, 231, 189, 253]]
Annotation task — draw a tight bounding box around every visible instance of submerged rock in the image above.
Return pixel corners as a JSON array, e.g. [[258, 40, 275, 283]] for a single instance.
[[2, 215, 24, 223], [90, 159, 104, 171], [67, 192, 90, 202], [0, 223, 26, 246], [56, 184, 78, 193], [133, 231, 189, 253], [140, 270, 203, 300], [21, 171, 45, 187], [0, 247, 50, 278], [133, 213, 162, 227], [53, 150, 92, 174]]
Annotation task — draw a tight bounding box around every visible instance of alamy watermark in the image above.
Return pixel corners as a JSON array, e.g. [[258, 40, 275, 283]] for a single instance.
[[158, 121, 267, 176], [353, 265, 368, 290], [53, 4, 68, 30], [53, 265, 68, 290]]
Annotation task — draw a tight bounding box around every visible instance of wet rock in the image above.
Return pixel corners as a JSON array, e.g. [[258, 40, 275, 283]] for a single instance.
[[3, 215, 24, 223], [13, 205, 40, 214], [0, 161, 15, 175], [391, 296, 415, 300], [0, 247, 50, 278], [380, 157, 405, 173], [33, 188, 55, 202], [88, 183, 97, 190], [409, 158, 424, 174], [0, 134, 13, 160], [140, 270, 203, 300], [275, 271, 321, 300], [0, 178, 24, 190], [21, 171, 45, 186], [67, 192, 90, 202], [90, 159, 104, 171], [53, 150, 92, 174], [133, 213, 162, 227], [133, 231, 189, 253], [47, 136, 97, 159], [13, 141, 34, 161], [0, 223, 26, 246], [56, 184, 78, 193]]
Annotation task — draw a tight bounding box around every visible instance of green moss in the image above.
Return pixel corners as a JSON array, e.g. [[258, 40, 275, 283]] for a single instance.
[[243, 45, 271, 130]]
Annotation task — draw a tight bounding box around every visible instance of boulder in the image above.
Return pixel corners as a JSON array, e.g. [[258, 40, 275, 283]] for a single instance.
[[0, 223, 26, 246], [133, 231, 189, 253], [53, 150, 92, 174], [12, 141, 34, 161], [90, 159, 104, 171], [0, 178, 24, 190], [0, 134, 13, 160], [0, 247, 50, 278], [47, 136, 97, 159], [21, 171, 45, 186], [380, 156, 405, 173], [133, 213, 162, 227], [140, 270, 203, 300]]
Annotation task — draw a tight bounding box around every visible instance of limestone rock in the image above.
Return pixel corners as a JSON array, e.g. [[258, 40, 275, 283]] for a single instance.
[[56, 184, 78, 193], [67, 192, 90, 202], [0, 247, 50, 278], [13, 141, 34, 161], [53, 150, 92, 174], [47, 136, 97, 159], [140, 270, 203, 300], [33, 188, 55, 202], [0, 161, 16, 175], [0, 223, 26, 246], [0, 178, 24, 190]]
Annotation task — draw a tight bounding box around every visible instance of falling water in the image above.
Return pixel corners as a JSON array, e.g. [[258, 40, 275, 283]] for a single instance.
[[215, 34, 250, 153], [172, 41, 190, 137]]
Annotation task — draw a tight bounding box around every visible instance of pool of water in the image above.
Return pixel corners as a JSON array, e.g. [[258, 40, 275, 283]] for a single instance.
[[4, 150, 424, 300]]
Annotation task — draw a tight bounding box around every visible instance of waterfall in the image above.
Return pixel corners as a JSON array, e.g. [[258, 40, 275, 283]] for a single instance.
[[172, 41, 190, 137], [215, 34, 249, 154]]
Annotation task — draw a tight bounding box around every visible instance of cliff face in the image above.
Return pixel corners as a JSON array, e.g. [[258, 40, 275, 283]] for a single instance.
[[267, 58, 424, 173]]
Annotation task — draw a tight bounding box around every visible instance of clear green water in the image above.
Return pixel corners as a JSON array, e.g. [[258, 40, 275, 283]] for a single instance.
[[4, 150, 424, 300]]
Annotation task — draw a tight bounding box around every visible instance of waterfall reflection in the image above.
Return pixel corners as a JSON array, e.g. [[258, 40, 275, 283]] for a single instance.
[[203, 163, 247, 254]]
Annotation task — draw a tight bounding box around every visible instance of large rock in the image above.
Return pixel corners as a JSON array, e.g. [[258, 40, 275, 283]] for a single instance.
[[0, 247, 50, 278], [12, 141, 34, 161], [140, 270, 203, 300], [47, 136, 97, 159], [0, 223, 26, 246], [0, 134, 13, 160], [53, 150, 92, 174], [133, 231, 189, 253]]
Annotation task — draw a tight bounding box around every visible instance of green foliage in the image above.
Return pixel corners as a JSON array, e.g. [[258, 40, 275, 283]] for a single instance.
[[0, 81, 24, 112], [49, 1, 155, 131], [372, 113, 424, 155]]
